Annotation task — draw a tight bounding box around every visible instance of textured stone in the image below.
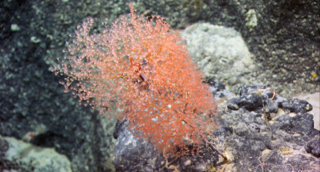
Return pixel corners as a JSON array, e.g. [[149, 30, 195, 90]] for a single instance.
[[113, 83, 320, 171], [216, 84, 320, 171], [281, 98, 313, 113], [113, 120, 219, 171], [305, 135, 320, 157], [181, 23, 255, 86], [294, 92, 320, 130], [1, 136, 72, 172]]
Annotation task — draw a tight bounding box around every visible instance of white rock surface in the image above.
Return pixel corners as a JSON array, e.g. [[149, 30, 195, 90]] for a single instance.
[[181, 23, 256, 86], [3, 136, 72, 172]]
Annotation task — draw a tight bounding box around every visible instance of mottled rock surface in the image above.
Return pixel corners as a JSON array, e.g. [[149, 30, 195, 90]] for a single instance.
[[1, 136, 72, 172], [295, 92, 320, 130], [113, 120, 219, 172], [133, 0, 320, 96], [113, 83, 320, 171], [305, 135, 320, 158], [181, 23, 255, 86], [216, 85, 320, 171]]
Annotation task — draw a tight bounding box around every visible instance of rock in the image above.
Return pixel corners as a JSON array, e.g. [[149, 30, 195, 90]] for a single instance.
[[113, 83, 320, 171], [245, 9, 258, 32], [294, 92, 320, 130], [231, 93, 263, 111], [227, 85, 315, 115], [0, 136, 72, 172], [181, 23, 256, 86], [10, 24, 20, 32], [30, 36, 41, 44], [113, 120, 166, 172], [238, 84, 267, 96], [281, 98, 313, 113], [218, 85, 320, 171], [206, 79, 235, 100], [305, 135, 320, 157], [0, 137, 23, 171], [1, 1, 118, 171], [227, 102, 239, 110], [228, 85, 276, 111], [113, 120, 219, 171]]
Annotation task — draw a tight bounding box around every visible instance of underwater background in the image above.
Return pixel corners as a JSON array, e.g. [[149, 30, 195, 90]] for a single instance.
[[1, 0, 319, 171]]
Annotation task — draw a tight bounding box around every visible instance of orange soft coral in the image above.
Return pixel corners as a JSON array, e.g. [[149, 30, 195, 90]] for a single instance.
[[54, 4, 216, 157]]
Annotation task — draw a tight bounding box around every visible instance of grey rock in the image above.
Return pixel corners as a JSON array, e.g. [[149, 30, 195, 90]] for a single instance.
[[281, 98, 313, 113], [227, 85, 283, 112], [227, 102, 239, 110], [238, 84, 267, 96], [238, 93, 263, 111], [305, 135, 320, 157], [206, 79, 236, 100], [113, 120, 166, 172], [217, 85, 320, 171], [234, 122, 248, 137], [112, 83, 320, 171], [113, 120, 219, 172]]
